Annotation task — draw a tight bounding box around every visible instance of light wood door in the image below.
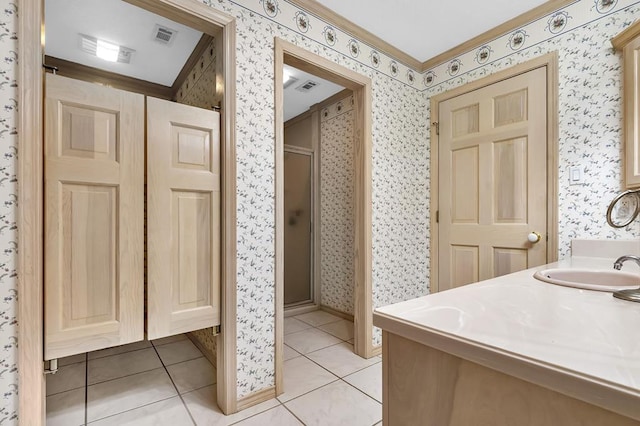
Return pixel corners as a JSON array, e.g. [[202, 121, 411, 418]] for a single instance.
[[147, 97, 221, 340], [438, 67, 547, 291], [44, 74, 144, 360]]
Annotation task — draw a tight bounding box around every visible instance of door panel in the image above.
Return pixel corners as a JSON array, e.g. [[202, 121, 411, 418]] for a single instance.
[[439, 67, 547, 291], [284, 150, 313, 306], [147, 97, 220, 340], [44, 74, 144, 360]]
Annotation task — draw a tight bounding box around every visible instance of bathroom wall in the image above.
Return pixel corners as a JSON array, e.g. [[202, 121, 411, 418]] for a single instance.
[[320, 95, 355, 315], [423, 0, 640, 259], [8, 0, 639, 418], [0, 1, 17, 422], [175, 37, 217, 108], [183, 0, 430, 397]]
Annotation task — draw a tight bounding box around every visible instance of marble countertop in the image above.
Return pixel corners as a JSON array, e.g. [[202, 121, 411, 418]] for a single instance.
[[373, 256, 640, 421]]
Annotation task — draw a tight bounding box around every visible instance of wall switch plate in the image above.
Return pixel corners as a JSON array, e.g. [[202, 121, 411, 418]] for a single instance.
[[569, 166, 583, 185]]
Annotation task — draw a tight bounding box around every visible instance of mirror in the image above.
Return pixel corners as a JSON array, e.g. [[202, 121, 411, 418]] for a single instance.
[[606, 189, 640, 228]]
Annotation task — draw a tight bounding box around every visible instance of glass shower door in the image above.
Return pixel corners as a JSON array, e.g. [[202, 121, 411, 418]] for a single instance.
[[284, 149, 313, 307]]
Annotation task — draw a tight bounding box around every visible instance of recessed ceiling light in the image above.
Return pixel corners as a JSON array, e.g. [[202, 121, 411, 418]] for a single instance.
[[96, 39, 119, 62], [79, 34, 135, 64]]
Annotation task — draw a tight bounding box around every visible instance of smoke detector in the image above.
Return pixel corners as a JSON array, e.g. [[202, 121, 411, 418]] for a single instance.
[[295, 80, 318, 93], [153, 24, 178, 45]]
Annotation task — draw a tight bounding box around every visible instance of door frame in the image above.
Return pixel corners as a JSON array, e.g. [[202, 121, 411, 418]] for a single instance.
[[282, 144, 318, 310], [17, 0, 238, 423], [274, 37, 375, 395], [429, 52, 559, 293]]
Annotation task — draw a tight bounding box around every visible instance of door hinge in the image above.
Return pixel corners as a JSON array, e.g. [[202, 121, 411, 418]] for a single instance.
[[436, 210, 439, 223], [213, 325, 221, 336], [432, 122, 439, 135], [42, 63, 58, 74], [44, 358, 59, 375]]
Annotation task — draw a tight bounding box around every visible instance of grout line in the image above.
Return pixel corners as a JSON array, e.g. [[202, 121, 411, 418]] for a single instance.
[[150, 341, 198, 426], [84, 395, 179, 425], [281, 402, 308, 425], [277, 378, 341, 405], [225, 401, 286, 425], [88, 345, 153, 361]]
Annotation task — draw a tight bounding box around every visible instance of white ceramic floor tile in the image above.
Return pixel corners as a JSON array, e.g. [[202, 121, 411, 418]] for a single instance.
[[294, 310, 342, 327], [88, 340, 152, 360], [167, 357, 216, 394], [88, 396, 193, 426], [46, 388, 85, 426], [182, 384, 280, 425], [347, 338, 354, 344], [283, 344, 301, 361], [46, 362, 86, 396], [284, 317, 313, 335], [234, 405, 302, 426], [278, 356, 337, 403], [58, 353, 86, 367], [285, 380, 381, 426], [88, 347, 162, 385], [343, 363, 382, 402], [306, 343, 379, 377], [318, 319, 354, 341], [155, 339, 203, 366], [284, 328, 342, 354], [151, 334, 187, 347], [86, 368, 177, 422]]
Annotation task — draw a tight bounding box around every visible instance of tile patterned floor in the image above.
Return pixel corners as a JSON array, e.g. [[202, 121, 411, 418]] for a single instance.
[[46, 311, 382, 425]]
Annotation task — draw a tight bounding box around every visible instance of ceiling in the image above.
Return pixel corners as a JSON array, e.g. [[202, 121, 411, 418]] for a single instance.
[[45, 0, 203, 87], [315, 0, 549, 62], [284, 64, 345, 122]]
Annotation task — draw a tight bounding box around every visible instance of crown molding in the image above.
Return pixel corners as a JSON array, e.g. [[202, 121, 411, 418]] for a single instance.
[[420, 0, 574, 71], [287, 0, 422, 70], [289, 0, 574, 75]]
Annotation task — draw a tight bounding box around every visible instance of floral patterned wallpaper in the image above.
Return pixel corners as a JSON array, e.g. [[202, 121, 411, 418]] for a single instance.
[[204, 0, 429, 396], [0, 1, 17, 423], [5, 0, 640, 419], [320, 95, 354, 315], [424, 2, 640, 260]]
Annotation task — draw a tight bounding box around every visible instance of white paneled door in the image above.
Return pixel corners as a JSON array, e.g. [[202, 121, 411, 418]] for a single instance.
[[44, 74, 145, 360], [438, 67, 548, 291], [146, 97, 221, 340]]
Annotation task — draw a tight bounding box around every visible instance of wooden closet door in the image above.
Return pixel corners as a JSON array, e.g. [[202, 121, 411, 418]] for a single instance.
[[44, 74, 144, 360], [438, 67, 547, 291], [146, 97, 221, 340]]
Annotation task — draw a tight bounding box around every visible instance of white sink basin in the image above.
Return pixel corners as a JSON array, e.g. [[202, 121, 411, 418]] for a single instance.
[[533, 268, 640, 292]]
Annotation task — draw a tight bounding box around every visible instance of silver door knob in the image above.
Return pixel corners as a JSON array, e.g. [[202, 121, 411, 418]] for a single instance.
[[528, 231, 541, 243]]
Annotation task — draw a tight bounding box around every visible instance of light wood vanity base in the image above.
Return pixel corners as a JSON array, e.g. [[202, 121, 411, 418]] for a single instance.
[[382, 331, 640, 426]]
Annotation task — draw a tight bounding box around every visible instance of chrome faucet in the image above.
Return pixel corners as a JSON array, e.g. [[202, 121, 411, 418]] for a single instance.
[[613, 255, 640, 270]]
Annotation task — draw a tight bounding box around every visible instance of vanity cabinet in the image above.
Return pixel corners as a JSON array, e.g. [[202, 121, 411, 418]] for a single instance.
[[613, 21, 640, 188]]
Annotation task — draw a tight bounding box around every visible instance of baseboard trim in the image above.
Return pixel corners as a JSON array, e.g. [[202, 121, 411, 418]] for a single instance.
[[187, 332, 216, 366], [236, 386, 277, 411], [371, 344, 382, 357], [284, 303, 319, 317], [319, 305, 354, 322]]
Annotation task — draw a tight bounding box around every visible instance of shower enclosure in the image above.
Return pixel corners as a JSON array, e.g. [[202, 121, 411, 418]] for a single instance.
[[284, 147, 314, 307]]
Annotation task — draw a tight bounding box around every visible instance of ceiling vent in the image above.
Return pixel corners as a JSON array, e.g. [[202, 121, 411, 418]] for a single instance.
[[295, 80, 318, 93], [153, 24, 178, 45]]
